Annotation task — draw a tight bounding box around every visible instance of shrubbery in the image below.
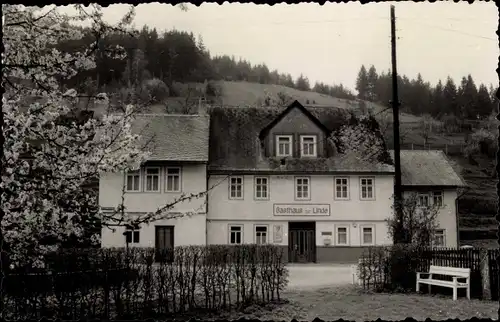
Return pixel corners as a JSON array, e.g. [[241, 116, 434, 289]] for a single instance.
[[357, 244, 428, 292], [4, 245, 288, 320], [358, 245, 486, 299], [463, 128, 496, 158], [142, 78, 170, 103]]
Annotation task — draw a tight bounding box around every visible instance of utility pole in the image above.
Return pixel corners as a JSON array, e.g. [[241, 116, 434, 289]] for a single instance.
[[390, 5, 405, 244]]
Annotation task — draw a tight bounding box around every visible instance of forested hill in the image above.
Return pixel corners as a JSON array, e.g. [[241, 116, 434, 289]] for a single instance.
[[56, 25, 497, 123]]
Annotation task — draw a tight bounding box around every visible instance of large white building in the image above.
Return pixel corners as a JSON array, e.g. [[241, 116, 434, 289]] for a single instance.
[[99, 101, 466, 263]]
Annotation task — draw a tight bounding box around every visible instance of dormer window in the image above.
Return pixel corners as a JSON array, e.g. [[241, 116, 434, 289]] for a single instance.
[[300, 135, 317, 157], [276, 135, 293, 157]]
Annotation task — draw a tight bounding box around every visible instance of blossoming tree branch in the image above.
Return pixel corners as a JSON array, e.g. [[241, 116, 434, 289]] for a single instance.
[[1, 4, 197, 268]]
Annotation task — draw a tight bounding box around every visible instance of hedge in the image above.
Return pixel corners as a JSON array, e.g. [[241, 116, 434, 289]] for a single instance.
[[3, 244, 288, 320]]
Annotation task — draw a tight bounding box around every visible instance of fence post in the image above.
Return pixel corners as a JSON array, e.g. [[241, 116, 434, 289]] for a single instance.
[[480, 248, 491, 300]]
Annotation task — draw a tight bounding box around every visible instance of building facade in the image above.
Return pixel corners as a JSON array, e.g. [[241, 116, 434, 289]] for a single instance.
[[99, 101, 466, 263], [391, 150, 467, 249], [100, 114, 210, 250], [206, 101, 395, 263]]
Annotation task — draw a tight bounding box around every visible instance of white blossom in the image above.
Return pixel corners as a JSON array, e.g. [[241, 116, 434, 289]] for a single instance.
[[334, 120, 387, 164], [2, 4, 143, 268]]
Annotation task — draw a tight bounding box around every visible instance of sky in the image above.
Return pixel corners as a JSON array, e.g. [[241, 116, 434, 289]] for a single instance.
[[62, 1, 498, 91]]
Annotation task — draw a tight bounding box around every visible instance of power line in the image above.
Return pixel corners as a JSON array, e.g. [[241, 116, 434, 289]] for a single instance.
[[399, 18, 496, 41]]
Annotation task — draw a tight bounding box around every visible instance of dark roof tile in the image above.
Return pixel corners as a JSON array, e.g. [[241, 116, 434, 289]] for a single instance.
[[389, 150, 466, 187], [208, 105, 394, 173], [132, 114, 210, 162]]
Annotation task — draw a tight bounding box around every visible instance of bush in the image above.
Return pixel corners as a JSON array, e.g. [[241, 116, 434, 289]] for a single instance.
[[463, 128, 496, 158], [358, 245, 485, 299], [3, 245, 288, 320], [143, 78, 169, 103], [440, 114, 460, 133], [205, 80, 223, 100], [358, 244, 428, 293]]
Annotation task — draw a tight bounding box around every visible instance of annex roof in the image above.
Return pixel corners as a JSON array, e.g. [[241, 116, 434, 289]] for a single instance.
[[389, 150, 466, 187]]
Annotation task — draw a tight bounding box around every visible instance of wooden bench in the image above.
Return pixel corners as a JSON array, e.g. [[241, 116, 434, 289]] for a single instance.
[[416, 265, 471, 301]]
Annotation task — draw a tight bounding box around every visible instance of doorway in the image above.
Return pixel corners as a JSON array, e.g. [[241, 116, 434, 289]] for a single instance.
[[288, 222, 316, 263], [155, 226, 174, 262]]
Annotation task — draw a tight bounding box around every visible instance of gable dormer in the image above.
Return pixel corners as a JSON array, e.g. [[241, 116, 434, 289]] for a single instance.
[[258, 100, 331, 159]]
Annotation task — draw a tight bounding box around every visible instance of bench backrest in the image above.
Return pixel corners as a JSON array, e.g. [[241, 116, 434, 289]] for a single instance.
[[429, 265, 470, 278]]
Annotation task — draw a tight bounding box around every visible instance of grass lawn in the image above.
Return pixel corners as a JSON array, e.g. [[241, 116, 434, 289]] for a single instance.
[[211, 285, 497, 321]]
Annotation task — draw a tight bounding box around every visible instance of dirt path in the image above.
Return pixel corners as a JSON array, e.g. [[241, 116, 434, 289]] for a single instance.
[[216, 285, 497, 321]]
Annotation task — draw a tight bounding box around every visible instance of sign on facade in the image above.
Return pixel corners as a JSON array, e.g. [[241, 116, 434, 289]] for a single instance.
[[273, 203, 330, 216], [273, 225, 283, 243]]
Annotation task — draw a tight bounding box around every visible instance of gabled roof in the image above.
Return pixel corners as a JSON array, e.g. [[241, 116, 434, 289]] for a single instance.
[[208, 105, 394, 173], [389, 150, 466, 187], [132, 114, 210, 162], [258, 100, 332, 140]]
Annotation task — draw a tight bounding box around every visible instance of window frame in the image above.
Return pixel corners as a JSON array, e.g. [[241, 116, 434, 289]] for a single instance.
[[417, 193, 431, 208], [229, 224, 244, 245], [125, 170, 142, 192], [294, 176, 311, 201], [254, 176, 270, 200], [276, 135, 293, 157], [300, 135, 317, 157], [254, 225, 269, 244], [165, 167, 182, 193], [334, 177, 350, 200], [360, 225, 375, 246], [433, 229, 446, 247], [359, 177, 375, 201], [432, 191, 444, 208], [124, 226, 140, 244], [144, 167, 161, 192], [335, 225, 350, 246], [228, 176, 244, 200]]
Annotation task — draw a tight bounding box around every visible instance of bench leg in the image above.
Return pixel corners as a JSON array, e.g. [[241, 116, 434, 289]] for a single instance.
[[416, 281, 420, 292], [428, 284, 431, 295], [453, 287, 457, 301], [466, 285, 470, 300]]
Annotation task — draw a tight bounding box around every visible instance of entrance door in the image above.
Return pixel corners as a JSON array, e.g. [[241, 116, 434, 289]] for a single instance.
[[288, 222, 316, 263], [155, 226, 174, 262]]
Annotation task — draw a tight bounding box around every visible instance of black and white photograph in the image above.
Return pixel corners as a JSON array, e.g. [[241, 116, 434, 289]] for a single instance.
[[2, 1, 499, 320]]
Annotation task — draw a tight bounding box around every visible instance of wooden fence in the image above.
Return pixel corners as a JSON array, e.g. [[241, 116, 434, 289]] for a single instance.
[[359, 247, 499, 301], [399, 143, 466, 155], [488, 249, 500, 301], [417, 248, 483, 299]]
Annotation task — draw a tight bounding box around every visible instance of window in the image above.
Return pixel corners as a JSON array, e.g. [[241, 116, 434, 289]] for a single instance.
[[300, 135, 317, 157], [334, 177, 349, 200], [145, 167, 160, 192], [295, 177, 310, 200], [336, 226, 348, 245], [276, 135, 293, 157], [125, 225, 140, 244], [229, 176, 244, 199], [125, 170, 141, 192], [360, 177, 375, 200], [255, 226, 268, 244], [433, 229, 446, 247], [166, 167, 181, 192], [361, 226, 374, 245], [432, 191, 443, 207], [229, 225, 243, 244], [255, 177, 269, 200], [417, 193, 430, 207]]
